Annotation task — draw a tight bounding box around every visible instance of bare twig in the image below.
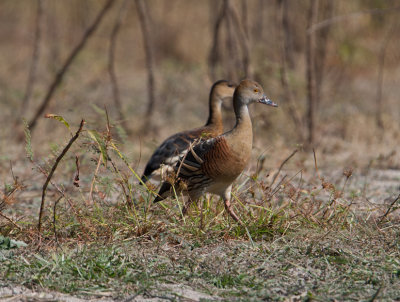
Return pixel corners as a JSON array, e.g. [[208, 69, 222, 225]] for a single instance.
[[28, 0, 116, 132], [34, 161, 86, 236], [270, 149, 298, 187], [135, 0, 156, 133], [0, 212, 22, 231], [379, 193, 400, 223], [109, 0, 129, 132], [38, 120, 85, 233], [367, 284, 382, 302], [20, 0, 43, 117]]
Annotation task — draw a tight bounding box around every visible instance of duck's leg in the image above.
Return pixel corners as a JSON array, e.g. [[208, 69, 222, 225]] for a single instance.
[[222, 186, 242, 223], [223, 198, 241, 222]]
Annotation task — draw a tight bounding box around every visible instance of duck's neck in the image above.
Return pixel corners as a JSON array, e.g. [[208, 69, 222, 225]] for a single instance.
[[226, 97, 253, 149], [205, 96, 223, 131]]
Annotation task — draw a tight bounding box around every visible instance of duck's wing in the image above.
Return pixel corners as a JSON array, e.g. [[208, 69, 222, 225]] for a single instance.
[[140, 130, 201, 183], [153, 136, 230, 202]]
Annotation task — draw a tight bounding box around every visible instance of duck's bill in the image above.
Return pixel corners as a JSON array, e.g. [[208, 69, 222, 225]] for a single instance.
[[259, 96, 278, 107]]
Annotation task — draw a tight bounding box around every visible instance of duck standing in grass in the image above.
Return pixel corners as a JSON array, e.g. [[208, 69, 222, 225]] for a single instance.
[[140, 80, 236, 183], [154, 79, 278, 222]]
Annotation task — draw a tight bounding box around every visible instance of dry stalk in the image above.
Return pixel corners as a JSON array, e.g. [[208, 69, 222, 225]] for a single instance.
[[38, 120, 85, 233], [52, 196, 62, 243], [89, 153, 103, 205], [34, 161, 88, 239], [270, 149, 298, 187]]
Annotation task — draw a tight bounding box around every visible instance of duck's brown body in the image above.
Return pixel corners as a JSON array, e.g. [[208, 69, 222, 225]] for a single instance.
[[154, 79, 278, 222], [140, 80, 236, 183]]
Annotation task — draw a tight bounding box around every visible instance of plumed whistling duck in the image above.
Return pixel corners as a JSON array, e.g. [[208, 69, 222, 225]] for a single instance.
[[140, 80, 236, 183], [153, 79, 278, 222]]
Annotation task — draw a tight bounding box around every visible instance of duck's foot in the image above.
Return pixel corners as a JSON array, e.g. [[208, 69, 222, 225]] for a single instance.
[[224, 199, 242, 224]]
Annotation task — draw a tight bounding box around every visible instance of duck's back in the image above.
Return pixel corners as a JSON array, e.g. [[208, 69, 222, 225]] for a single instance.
[[141, 124, 221, 183]]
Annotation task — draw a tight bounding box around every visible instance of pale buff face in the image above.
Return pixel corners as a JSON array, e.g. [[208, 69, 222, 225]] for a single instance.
[[212, 81, 236, 104], [236, 79, 278, 107]]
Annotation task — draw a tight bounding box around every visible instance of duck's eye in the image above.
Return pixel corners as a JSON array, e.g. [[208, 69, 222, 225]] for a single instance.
[[254, 88, 259, 93]]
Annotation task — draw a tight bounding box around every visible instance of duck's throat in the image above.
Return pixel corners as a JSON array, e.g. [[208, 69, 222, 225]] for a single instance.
[[228, 104, 253, 155]]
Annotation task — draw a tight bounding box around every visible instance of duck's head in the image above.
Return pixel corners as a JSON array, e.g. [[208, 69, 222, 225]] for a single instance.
[[234, 79, 278, 107], [210, 80, 237, 104]]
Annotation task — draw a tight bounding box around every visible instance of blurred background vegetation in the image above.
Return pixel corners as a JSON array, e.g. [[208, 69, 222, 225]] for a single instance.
[[0, 0, 399, 170]]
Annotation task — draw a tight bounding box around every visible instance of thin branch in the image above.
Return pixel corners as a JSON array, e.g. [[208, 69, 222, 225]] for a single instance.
[[0, 212, 22, 231], [109, 0, 129, 132], [34, 161, 86, 237], [20, 0, 43, 117], [379, 193, 400, 223], [38, 120, 85, 233], [270, 149, 298, 187], [135, 0, 156, 133], [28, 0, 116, 132]]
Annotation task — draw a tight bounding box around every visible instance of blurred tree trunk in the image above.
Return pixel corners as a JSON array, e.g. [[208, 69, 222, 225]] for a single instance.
[[28, 0, 116, 133], [46, 2, 61, 74], [280, 0, 294, 68], [208, 0, 227, 81], [208, 0, 250, 82], [240, 0, 249, 37], [277, 0, 304, 141], [375, 23, 396, 130], [20, 0, 42, 118], [306, 0, 319, 146], [227, 0, 251, 79], [135, 0, 156, 134], [225, 0, 236, 81], [254, 0, 265, 41], [109, 0, 129, 133], [315, 0, 334, 109]]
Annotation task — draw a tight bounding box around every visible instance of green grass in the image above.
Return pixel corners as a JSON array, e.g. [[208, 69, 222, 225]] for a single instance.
[[1, 228, 399, 300], [1, 117, 400, 301]]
